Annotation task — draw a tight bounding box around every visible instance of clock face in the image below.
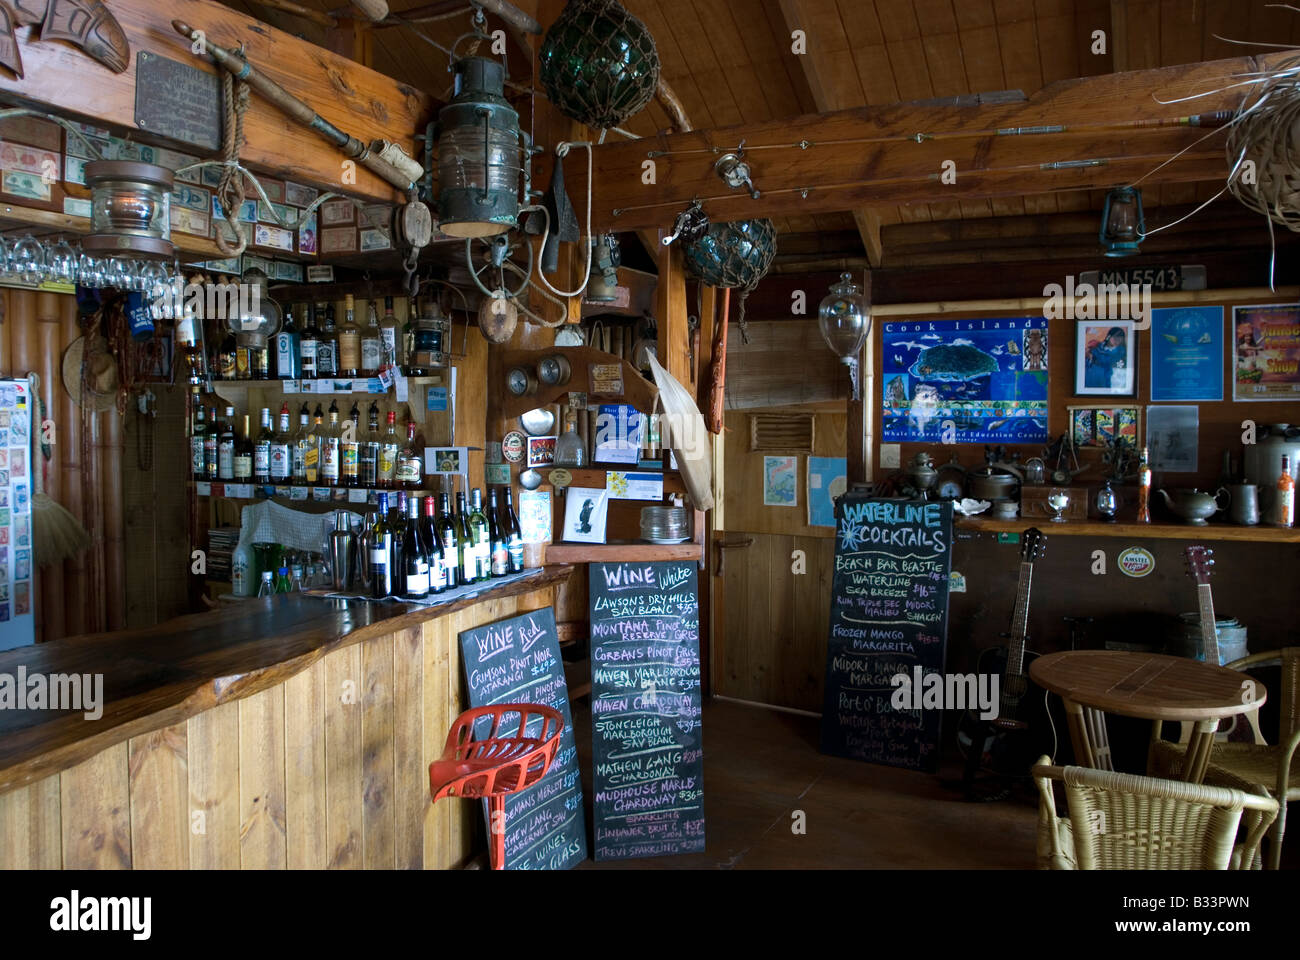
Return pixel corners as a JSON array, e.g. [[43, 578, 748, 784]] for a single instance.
[[507, 367, 532, 396], [538, 355, 566, 385]]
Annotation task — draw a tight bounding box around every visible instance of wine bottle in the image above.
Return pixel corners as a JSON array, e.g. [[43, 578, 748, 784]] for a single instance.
[[378, 410, 399, 488], [218, 406, 236, 480], [370, 493, 393, 598], [455, 491, 476, 585], [342, 401, 361, 487], [321, 400, 342, 486], [469, 488, 491, 581], [503, 487, 524, 573], [403, 494, 430, 599], [488, 488, 509, 577], [437, 493, 459, 590], [390, 491, 408, 597], [254, 407, 273, 484], [423, 495, 446, 593], [234, 414, 254, 481], [270, 402, 292, 484]]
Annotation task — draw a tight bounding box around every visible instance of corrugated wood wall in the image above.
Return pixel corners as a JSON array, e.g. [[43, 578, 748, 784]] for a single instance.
[[0, 287, 125, 642], [0, 587, 553, 869]]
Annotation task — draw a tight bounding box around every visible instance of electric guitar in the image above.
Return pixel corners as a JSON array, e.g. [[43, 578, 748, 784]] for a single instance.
[[957, 528, 1053, 796], [1184, 545, 1219, 666]]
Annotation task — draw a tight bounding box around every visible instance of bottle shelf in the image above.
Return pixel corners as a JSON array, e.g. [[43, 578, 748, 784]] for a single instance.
[[956, 515, 1300, 543], [201, 375, 445, 396], [193, 480, 444, 507], [543, 540, 703, 564]]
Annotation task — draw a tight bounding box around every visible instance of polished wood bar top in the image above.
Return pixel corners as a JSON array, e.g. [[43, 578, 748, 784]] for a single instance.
[[1029, 650, 1266, 721], [0, 565, 573, 796]]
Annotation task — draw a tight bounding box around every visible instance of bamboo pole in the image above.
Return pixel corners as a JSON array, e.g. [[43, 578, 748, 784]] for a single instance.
[[35, 293, 65, 641], [100, 404, 125, 631], [0, 289, 11, 377], [9, 290, 39, 643], [60, 298, 86, 638]]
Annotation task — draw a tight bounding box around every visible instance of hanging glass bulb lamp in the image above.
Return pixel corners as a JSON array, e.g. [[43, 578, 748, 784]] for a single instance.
[[818, 272, 872, 401], [437, 57, 525, 238], [1100, 186, 1145, 257], [539, 0, 661, 131]]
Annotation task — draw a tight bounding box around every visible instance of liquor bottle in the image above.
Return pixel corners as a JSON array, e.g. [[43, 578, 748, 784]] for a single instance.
[[191, 398, 206, 479], [488, 488, 509, 577], [402, 494, 430, 599], [304, 404, 324, 485], [1274, 455, 1295, 527], [342, 401, 361, 487], [234, 414, 254, 481], [337, 294, 362, 378], [274, 307, 300, 379], [235, 339, 251, 380], [218, 406, 236, 480], [254, 407, 273, 484], [251, 341, 270, 380], [321, 399, 342, 486], [291, 403, 311, 483], [455, 491, 476, 585], [379, 295, 401, 372], [503, 487, 524, 573], [378, 410, 400, 488], [423, 495, 446, 593], [270, 402, 292, 484], [396, 420, 423, 490], [469, 489, 491, 581], [370, 493, 394, 599], [256, 570, 275, 598], [231, 539, 252, 596], [1136, 445, 1152, 523], [360, 402, 380, 487], [219, 327, 237, 380], [437, 493, 459, 590], [361, 299, 382, 378], [204, 405, 220, 480], [317, 302, 337, 379], [300, 303, 320, 379]]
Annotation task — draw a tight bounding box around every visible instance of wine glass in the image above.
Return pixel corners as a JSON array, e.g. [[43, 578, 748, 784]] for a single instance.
[[48, 237, 78, 285], [12, 235, 46, 284], [1047, 489, 1071, 523], [77, 251, 104, 288]]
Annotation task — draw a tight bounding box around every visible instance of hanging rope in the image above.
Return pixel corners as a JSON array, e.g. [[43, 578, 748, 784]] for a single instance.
[[215, 73, 251, 258]]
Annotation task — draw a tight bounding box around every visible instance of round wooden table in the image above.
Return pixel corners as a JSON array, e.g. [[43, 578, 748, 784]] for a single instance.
[[1028, 650, 1266, 782]]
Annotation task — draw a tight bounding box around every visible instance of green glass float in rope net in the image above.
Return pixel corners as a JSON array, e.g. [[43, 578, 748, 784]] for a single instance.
[[682, 218, 777, 341], [539, 0, 661, 130]]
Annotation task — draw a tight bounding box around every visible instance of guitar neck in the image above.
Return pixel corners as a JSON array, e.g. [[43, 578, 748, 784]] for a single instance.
[[1197, 582, 1219, 666], [1006, 561, 1033, 675]]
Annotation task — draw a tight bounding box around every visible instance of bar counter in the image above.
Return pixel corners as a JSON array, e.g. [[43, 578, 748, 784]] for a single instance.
[[0, 565, 574, 869]]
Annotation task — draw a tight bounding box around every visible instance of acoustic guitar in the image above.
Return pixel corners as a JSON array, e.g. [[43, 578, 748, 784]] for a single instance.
[[1183, 545, 1220, 666]]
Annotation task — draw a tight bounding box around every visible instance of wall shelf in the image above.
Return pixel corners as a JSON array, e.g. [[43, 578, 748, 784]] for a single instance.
[[544, 540, 703, 564], [956, 516, 1300, 543]]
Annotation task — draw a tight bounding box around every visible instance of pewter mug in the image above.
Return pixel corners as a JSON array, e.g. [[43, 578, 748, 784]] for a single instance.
[[1221, 483, 1260, 525]]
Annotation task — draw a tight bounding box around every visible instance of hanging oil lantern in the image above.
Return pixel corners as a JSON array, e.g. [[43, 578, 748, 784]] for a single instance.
[[82, 160, 175, 259], [586, 233, 621, 302], [818, 272, 871, 401], [1100, 186, 1145, 257], [539, 0, 660, 130], [436, 56, 525, 238]]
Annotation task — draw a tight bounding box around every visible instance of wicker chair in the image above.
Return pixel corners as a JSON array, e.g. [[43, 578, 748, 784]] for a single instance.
[[1032, 756, 1278, 870], [1148, 647, 1300, 869]]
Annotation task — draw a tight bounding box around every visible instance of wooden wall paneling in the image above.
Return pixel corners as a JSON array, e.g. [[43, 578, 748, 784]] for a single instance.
[[35, 293, 65, 640], [324, 644, 364, 868], [391, 625, 425, 869], [60, 742, 131, 869], [59, 298, 87, 638], [0, 290, 10, 376], [284, 658, 328, 869], [187, 699, 240, 868], [127, 721, 189, 869], [422, 614, 452, 869], [238, 686, 288, 869], [0, 776, 61, 868], [766, 533, 797, 706], [446, 605, 475, 867], [719, 530, 751, 700], [100, 406, 126, 631], [361, 632, 396, 869], [792, 534, 833, 710]]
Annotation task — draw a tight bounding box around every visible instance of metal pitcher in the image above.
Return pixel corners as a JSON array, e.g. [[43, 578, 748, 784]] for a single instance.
[[1220, 482, 1260, 525]]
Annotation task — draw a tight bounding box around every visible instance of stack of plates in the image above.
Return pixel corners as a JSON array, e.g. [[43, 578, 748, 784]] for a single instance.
[[641, 506, 690, 544]]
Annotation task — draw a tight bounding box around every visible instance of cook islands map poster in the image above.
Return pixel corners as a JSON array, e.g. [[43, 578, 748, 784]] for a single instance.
[[881, 318, 1049, 444]]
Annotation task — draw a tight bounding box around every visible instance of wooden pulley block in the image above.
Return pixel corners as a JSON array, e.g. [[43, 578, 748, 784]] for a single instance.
[[394, 200, 433, 248], [478, 295, 518, 344]]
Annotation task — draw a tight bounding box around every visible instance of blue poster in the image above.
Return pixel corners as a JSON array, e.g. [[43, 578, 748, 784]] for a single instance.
[[1150, 306, 1224, 401], [881, 318, 1049, 444], [807, 456, 847, 527]]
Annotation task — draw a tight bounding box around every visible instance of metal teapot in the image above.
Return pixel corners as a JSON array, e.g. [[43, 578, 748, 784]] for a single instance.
[[1156, 488, 1228, 525]]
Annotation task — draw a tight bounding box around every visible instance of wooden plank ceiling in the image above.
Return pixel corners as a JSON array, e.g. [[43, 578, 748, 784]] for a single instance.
[[213, 0, 1300, 262]]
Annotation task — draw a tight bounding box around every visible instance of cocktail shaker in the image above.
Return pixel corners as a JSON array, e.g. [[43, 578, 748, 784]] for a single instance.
[[329, 510, 355, 592]]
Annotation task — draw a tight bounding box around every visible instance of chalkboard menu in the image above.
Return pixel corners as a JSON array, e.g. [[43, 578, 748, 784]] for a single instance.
[[820, 497, 953, 772], [588, 561, 704, 861], [459, 608, 588, 870]]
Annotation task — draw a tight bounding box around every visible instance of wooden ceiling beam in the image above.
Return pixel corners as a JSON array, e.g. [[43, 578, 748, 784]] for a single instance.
[[584, 53, 1289, 234]]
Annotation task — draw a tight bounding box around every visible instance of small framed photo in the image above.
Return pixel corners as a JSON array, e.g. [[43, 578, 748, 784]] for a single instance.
[[320, 198, 355, 226], [1075, 320, 1137, 396], [425, 446, 467, 475], [1068, 405, 1141, 451], [562, 486, 608, 543], [527, 436, 556, 468]]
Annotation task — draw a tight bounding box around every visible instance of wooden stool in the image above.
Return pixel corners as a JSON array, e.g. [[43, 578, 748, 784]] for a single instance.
[[428, 703, 564, 870]]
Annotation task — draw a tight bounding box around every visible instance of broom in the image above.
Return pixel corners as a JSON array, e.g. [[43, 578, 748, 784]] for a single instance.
[[28, 373, 91, 566]]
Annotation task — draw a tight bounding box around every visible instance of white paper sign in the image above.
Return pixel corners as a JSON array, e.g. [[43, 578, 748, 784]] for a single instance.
[[606, 471, 664, 501]]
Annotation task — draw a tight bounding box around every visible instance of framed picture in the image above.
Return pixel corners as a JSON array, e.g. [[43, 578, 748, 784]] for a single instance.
[[1233, 303, 1300, 401], [425, 446, 467, 476], [1067, 405, 1141, 451], [763, 455, 798, 507], [527, 435, 556, 468], [1075, 320, 1137, 396], [561, 486, 608, 543]]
